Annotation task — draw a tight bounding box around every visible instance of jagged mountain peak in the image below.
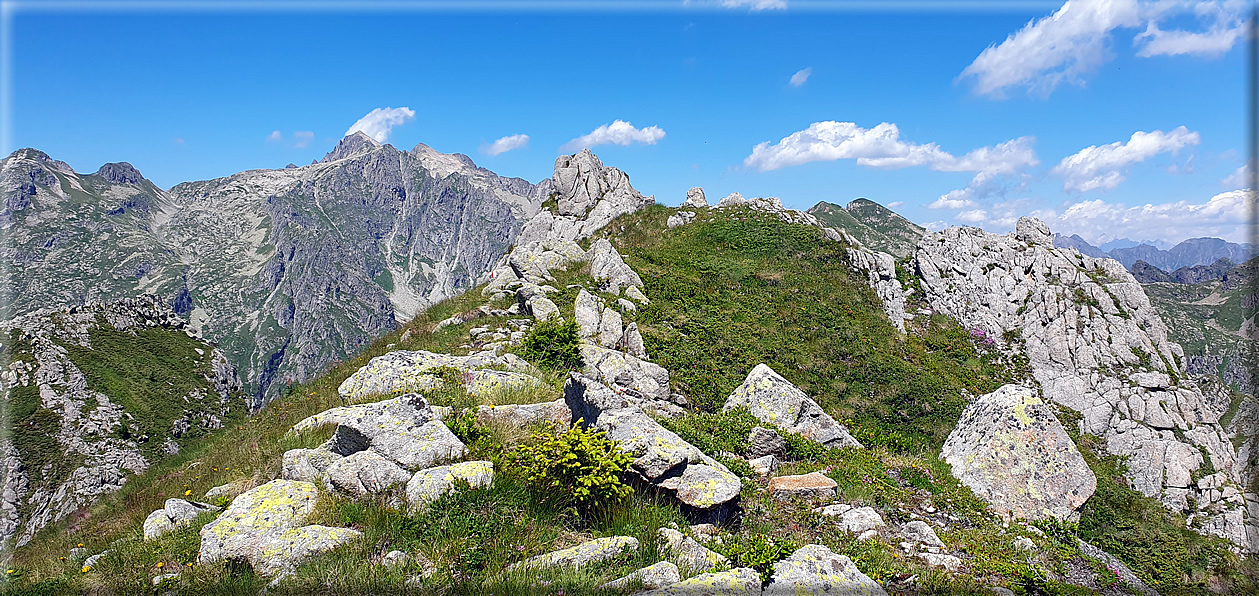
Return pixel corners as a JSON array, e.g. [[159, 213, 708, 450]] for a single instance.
[[321, 130, 386, 163], [410, 142, 481, 179]]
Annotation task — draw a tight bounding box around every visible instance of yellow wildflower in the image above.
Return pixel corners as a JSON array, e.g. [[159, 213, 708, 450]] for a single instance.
[[185, 490, 192, 496], [81, 566, 90, 573], [156, 562, 164, 569]]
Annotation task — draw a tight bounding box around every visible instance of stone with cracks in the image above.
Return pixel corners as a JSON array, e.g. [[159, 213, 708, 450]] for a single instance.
[[505, 535, 639, 572], [901, 520, 944, 548], [621, 322, 648, 359], [941, 384, 1096, 522], [462, 369, 540, 397], [143, 498, 220, 540], [769, 472, 837, 500], [749, 454, 779, 476], [506, 239, 586, 285], [290, 393, 466, 471], [323, 451, 412, 498], [580, 344, 672, 404], [406, 461, 494, 509], [598, 307, 624, 348], [516, 285, 560, 320], [474, 399, 570, 432], [600, 561, 681, 591], [764, 544, 888, 596], [659, 527, 728, 572], [550, 149, 655, 239], [574, 289, 604, 338], [835, 507, 885, 534], [641, 567, 762, 596], [725, 364, 862, 449]]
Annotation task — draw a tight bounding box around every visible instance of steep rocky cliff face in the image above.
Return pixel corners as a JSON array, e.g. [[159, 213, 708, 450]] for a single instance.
[[1, 134, 547, 408], [0, 296, 244, 550], [914, 218, 1256, 552]]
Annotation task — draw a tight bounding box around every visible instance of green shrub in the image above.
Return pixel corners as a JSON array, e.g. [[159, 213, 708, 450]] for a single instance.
[[520, 318, 583, 372], [722, 533, 796, 581], [509, 420, 633, 512]]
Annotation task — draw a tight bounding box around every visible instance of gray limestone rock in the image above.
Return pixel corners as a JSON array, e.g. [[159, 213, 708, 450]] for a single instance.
[[575, 289, 604, 338], [253, 524, 361, 578], [901, 520, 944, 548], [280, 448, 343, 483], [551, 149, 654, 238], [142, 499, 220, 540], [641, 567, 762, 595], [765, 544, 887, 595], [405, 461, 494, 509], [580, 344, 673, 404], [599, 307, 624, 348], [323, 450, 412, 498], [836, 507, 885, 534], [588, 239, 645, 295], [941, 384, 1096, 522], [336, 349, 529, 400], [684, 187, 709, 209], [621, 322, 649, 359], [659, 527, 728, 572], [474, 399, 570, 432], [600, 560, 681, 591], [724, 364, 861, 449], [290, 393, 466, 471], [505, 535, 639, 572], [746, 427, 788, 459], [748, 455, 779, 476]]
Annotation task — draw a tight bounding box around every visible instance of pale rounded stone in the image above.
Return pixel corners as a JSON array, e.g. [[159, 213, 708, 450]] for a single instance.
[[600, 560, 680, 591], [765, 544, 887, 595], [505, 535, 639, 571], [724, 363, 861, 449], [405, 461, 494, 509], [642, 567, 762, 596], [659, 527, 728, 572]]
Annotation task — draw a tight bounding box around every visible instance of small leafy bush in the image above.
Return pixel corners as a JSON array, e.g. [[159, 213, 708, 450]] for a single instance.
[[509, 420, 633, 512], [520, 318, 583, 372], [723, 533, 796, 581]]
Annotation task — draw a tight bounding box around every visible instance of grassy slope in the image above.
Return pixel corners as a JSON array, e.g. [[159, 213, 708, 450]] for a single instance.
[[4, 206, 1254, 595]]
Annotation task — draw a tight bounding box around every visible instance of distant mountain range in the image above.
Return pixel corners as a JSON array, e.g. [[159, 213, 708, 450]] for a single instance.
[[1053, 233, 1257, 273], [1, 133, 549, 408]]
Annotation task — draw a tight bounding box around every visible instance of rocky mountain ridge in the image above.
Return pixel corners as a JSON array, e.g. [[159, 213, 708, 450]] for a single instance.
[[1053, 233, 1257, 273], [2, 133, 550, 408], [0, 296, 244, 550]]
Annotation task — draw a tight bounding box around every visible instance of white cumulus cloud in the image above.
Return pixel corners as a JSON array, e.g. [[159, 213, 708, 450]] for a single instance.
[[959, 0, 1247, 98], [1051, 126, 1200, 193], [562, 120, 665, 152], [345, 107, 416, 143], [1222, 162, 1253, 188], [482, 134, 530, 156], [742, 121, 1037, 208], [789, 67, 813, 87], [267, 130, 283, 142], [721, 0, 787, 11]]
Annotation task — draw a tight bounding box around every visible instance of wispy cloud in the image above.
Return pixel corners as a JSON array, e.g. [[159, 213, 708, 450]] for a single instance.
[[959, 0, 1247, 98], [1222, 161, 1253, 188], [482, 133, 530, 156], [267, 130, 283, 142], [721, 0, 787, 11], [742, 120, 1038, 208], [562, 120, 665, 152], [1050, 126, 1199, 193], [789, 67, 813, 87], [345, 106, 416, 143], [293, 131, 314, 149]]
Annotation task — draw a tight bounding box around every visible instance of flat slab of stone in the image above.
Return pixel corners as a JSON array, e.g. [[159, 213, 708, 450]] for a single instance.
[[600, 560, 681, 591], [901, 520, 944, 548], [406, 461, 494, 509], [505, 536, 638, 571], [474, 399, 569, 432], [765, 544, 887, 595], [769, 472, 837, 500], [255, 525, 361, 577], [941, 384, 1096, 521], [642, 567, 762, 595], [580, 344, 672, 403], [281, 448, 343, 483], [724, 364, 861, 449], [836, 507, 885, 534]]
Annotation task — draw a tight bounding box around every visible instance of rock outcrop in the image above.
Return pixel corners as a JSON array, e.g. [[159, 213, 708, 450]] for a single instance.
[[505, 535, 639, 572], [143, 498, 220, 540], [0, 297, 243, 551], [724, 364, 861, 449], [288, 393, 466, 471], [941, 384, 1096, 522], [764, 544, 888, 595], [916, 218, 1254, 550], [336, 349, 530, 401]]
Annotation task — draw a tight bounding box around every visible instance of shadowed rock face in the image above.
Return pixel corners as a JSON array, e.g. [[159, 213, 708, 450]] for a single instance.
[[1, 139, 549, 408]]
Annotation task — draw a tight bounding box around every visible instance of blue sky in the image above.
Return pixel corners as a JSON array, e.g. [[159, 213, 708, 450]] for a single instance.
[[3, 0, 1252, 244]]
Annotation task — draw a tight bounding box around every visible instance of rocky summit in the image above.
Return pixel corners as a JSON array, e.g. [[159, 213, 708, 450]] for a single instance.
[[0, 145, 1255, 595]]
